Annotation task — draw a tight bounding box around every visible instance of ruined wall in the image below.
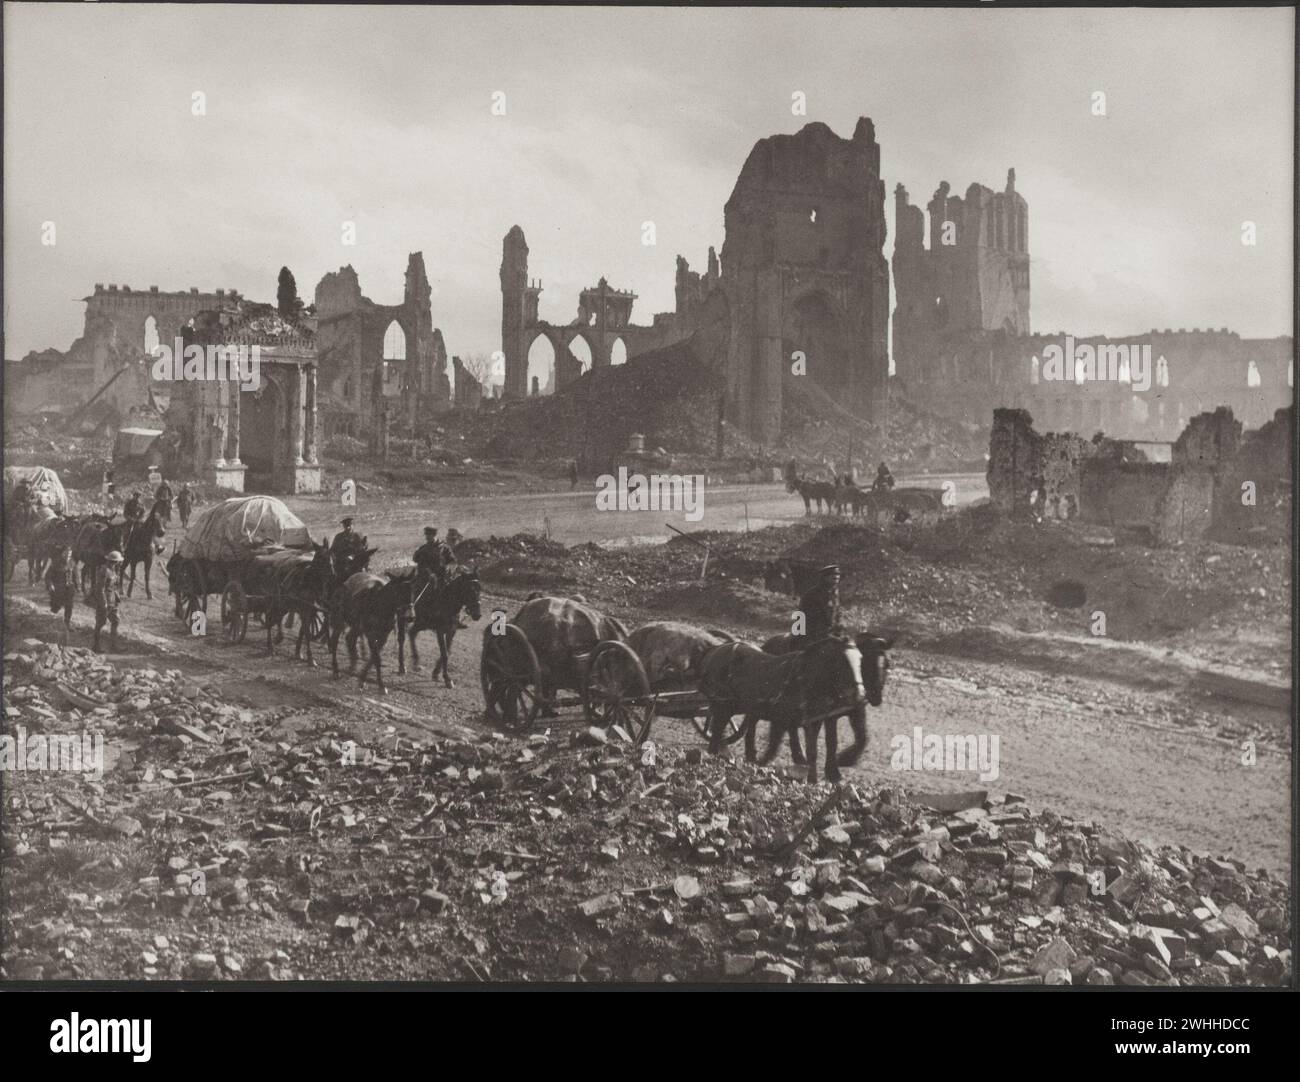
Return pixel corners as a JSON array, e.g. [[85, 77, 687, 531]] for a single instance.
[[314, 254, 449, 436], [718, 119, 890, 445], [452, 356, 485, 406], [1210, 406, 1293, 542]]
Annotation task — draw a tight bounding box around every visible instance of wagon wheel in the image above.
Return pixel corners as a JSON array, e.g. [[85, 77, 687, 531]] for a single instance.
[[690, 711, 748, 746], [221, 582, 249, 643], [480, 624, 542, 733], [582, 639, 653, 741]]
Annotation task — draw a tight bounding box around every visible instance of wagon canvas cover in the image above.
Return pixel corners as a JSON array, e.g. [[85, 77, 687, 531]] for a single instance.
[[4, 465, 68, 515], [177, 496, 311, 560]]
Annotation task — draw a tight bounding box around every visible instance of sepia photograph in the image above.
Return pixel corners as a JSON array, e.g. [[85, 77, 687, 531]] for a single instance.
[[1, 0, 1294, 1027]]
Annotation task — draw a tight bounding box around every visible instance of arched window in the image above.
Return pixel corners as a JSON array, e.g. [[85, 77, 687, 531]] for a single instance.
[[143, 316, 161, 357], [567, 336, 592, 373], [383, 320, 406, 361], [1246, 360, 1261, 388], [1156, 356, 1169, 388], [610, 339, 627, 366], [1030, 356, 1040, 385], [526, 336, 556, 397]]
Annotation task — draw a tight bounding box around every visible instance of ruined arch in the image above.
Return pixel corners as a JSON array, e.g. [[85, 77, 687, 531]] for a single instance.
[[526, 333, 556, 396], [382, 319, 407, 360], [143, 315, 161, 356], [241, 373, 284, 486], [1246, 360, 1261, 388], [783, 289, 849, 393], [566, 334, 593, 373], [610, 338, 627, 366], [1030, 355, 1039, 385]]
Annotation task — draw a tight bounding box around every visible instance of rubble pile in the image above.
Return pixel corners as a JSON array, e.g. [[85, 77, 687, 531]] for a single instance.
[[1, 643, 1290, 983]]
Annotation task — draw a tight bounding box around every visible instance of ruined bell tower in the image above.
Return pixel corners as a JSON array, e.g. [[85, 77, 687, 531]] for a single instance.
[[500, 225, 539, 399]]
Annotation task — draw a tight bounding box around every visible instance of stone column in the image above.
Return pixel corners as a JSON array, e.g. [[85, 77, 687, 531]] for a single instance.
[[291, 364, 306, 466], [228, 375, 242, 465], [213, 383, 228, 467], [304, 365, 318, 464]]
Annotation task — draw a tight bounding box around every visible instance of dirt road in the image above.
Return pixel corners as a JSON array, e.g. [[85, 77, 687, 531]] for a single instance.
[[7, 559, 1289, 875], [281, 473, 988, 551]]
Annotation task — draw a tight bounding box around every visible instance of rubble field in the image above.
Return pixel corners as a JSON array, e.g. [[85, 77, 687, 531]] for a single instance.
[[1, 640, 1290, 984]]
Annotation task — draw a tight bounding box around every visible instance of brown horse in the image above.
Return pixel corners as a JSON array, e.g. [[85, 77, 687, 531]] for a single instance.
[[328, 570, 421, 694], [121, 502, 167, 599], [388, 563, 482, 686]]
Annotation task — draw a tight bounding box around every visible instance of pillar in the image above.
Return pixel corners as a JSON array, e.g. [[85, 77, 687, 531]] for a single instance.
[[228, 375, 241, 465], [304, 365, 318, 465], [292, 364, 306, 466]]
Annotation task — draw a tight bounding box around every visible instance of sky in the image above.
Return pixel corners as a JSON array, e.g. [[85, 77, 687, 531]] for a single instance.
[[3, 4, 1294, 365]]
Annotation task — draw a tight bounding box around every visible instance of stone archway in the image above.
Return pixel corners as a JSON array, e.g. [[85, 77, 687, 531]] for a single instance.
[[784, 290, 849, 394], [240, 375, 283, 489], [525, 333, 556, 396]]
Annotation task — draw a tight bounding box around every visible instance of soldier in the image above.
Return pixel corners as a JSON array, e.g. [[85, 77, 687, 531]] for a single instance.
[[413, 527, 444, 577], [176, 483, 194, 528], [123, 489, 144, 523], [568, 460, 579, 491], [13, 477, 32, 508], [798, 564, 841, 641], [93, 550, 124, 652], [45, 544, 78, 644], [330, 517, 362, 558], [103, 462, 116, 499], [872, 462, 895, 493]]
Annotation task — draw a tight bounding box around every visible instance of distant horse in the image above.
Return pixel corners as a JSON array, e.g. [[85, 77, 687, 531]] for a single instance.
[[327, 570, 421, 694], [387, 564, 482, 686], [120, 503, 167, 599], [787, 474, 838, 516]]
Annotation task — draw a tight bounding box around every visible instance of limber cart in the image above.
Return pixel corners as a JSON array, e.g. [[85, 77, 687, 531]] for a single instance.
[[480, 605, 747, 747]]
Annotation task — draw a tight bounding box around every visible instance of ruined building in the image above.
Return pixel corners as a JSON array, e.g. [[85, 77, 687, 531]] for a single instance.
[[500, 119, 892, 445], [314, 253, 450, 437], [6, 283, 243, 424], [893, 173, 1293, 438], [159, 298, 322, 495]]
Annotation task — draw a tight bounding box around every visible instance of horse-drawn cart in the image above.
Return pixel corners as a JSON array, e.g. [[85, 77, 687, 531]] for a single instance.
[[168, 496, 326, 644], [480, 600, 746, 747], [581, 621, 748, 746]]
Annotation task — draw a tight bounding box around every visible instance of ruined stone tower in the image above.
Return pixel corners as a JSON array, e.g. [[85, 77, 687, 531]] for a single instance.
[[719, 118, 891, 444], [891, 169, 1030, 394], [500, 225, 539, 399]]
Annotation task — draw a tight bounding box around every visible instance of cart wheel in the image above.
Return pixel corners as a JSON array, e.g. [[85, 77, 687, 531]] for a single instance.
[[480, 624, 542, 733], [221, 583, 249, 643], [691, 712, 748, 745], [583, 640, 652, 740]]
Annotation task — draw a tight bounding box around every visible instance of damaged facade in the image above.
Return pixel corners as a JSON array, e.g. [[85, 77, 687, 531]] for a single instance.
[[988, 405, 1292, 544], [893, 174, 1293, 438], [163, 300, 322, 495], [501, 119, 892, 445], [314, 253, 450, 437]]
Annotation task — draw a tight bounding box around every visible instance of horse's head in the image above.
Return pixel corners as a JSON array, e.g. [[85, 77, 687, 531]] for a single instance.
[[453, 567, 482, 621], [804, 635, 869, 712], [853, 632, 894, 707]]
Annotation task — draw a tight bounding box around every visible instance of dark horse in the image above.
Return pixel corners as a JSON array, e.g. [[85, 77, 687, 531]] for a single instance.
[[120, 501, 168, 599], [44, 544, 78, 644], [327, 570, 421, 694], [272, 538, 374, 658], [74, 518, 126, 598], [238, 543, 335, 660], [698, 635, 870, 784], [386, 564, 482, 685], [744, 630, 893, 777], [786, 474, 838, 516]]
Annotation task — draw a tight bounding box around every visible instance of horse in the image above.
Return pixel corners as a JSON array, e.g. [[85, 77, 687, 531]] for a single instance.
[[19, 505, 61, 584], [744, 631, 893, 776], [698, 634, 871, 784], [44, 545, 78, 644], [387, 563, 482, 686], [73, 519, 126, 598], [786, 474, 838, 516], [240, 543, 336, 660], [120, 503, 167, 599], [327, 570, 421, 694], [277, 538, 375, 647]]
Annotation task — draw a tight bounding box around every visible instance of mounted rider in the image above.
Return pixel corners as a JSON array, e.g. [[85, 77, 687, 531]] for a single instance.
[[798, 564, 842, 641], [872, 462, 895, 493], [330, 517, 367, 560], [122, 489, 145, 523]]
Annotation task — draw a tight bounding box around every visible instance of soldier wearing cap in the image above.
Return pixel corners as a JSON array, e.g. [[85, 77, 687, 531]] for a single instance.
[[331, 517, 363, 559], [93, 550, 124, 652], [413, 527, 444, 577], [123, 489, 144, 523], [798, 564, 841, 641]]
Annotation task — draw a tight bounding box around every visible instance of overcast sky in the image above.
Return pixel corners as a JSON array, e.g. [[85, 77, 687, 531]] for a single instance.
[[4, 4, 1294, 363]]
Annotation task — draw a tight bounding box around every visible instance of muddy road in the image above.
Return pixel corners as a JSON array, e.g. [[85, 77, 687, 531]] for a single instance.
[[6, 556, 1289, 875]]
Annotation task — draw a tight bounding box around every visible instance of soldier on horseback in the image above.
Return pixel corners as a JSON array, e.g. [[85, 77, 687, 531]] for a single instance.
[[123, 489, 144, 523], [872, 462, 895, 493], [154, 477, 174, 521], [330, 517, 365, 559]]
